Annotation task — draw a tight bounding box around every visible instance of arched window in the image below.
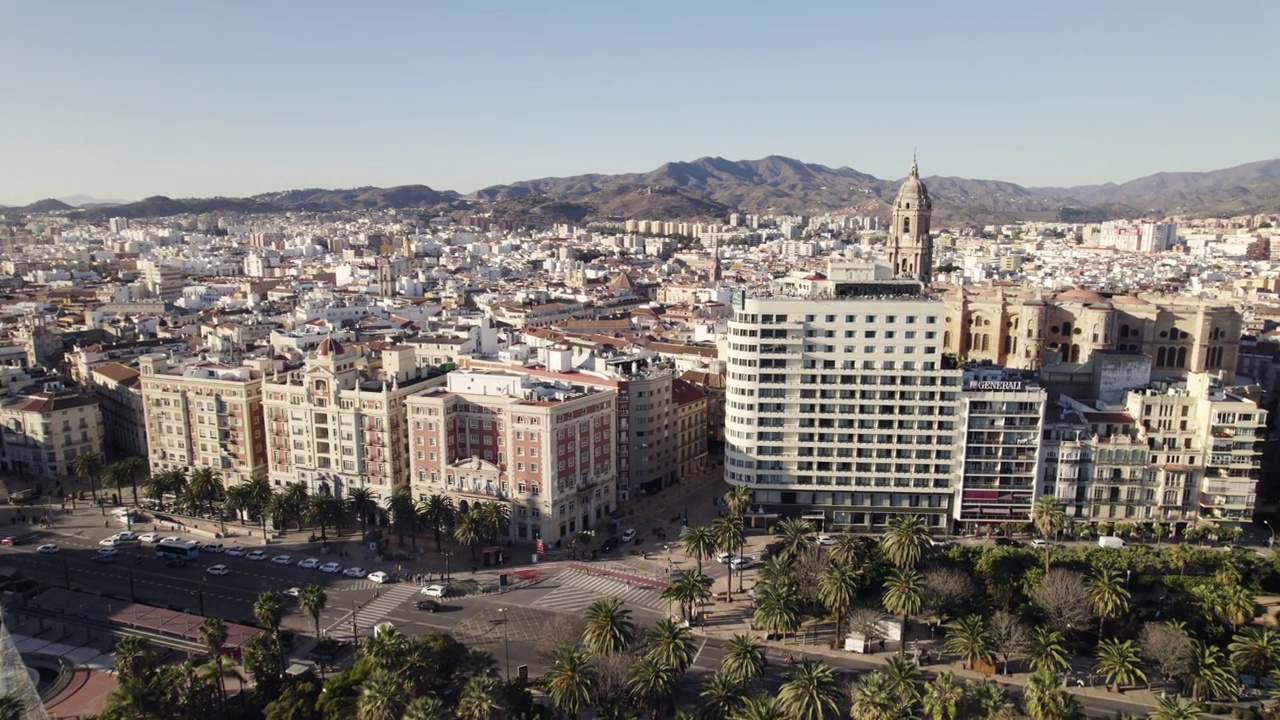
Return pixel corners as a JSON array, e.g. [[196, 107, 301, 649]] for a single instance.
[[1156, 347, 1167, 366], [1176, 346, 1187, 368], [1070, 344, 1081, 362], [981, 334, 990, 352], [943, 330, 952, 348], [1119, 324, 1130, 338], [1062, 321, 1073, 336], [903, 218, 911, 234]]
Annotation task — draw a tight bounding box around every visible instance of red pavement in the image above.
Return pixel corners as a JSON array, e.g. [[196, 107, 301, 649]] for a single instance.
[[44, 667, 117, 719]]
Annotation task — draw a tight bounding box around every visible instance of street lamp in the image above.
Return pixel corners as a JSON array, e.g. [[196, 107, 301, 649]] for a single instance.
[[498, 607, 511, 681], [193, 576, 206, 616], [441, 550, 454, 582], [1264, 520, 1276, 549]]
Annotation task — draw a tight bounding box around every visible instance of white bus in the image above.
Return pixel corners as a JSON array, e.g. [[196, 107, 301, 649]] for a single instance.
[[156, 539, 201, 561]]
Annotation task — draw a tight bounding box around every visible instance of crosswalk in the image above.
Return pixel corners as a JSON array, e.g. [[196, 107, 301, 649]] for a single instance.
[[350, 584, 418, 633], [532, 569, 666, 615]]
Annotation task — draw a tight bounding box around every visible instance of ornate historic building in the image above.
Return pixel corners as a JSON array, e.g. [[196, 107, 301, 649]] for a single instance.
[[937, 287, 1242, 381], [887, 158, 934, 285]]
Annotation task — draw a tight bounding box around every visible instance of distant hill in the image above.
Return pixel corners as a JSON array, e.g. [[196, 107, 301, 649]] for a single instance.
[[58, 194, 132, 207], [11, 157, 1280, 226]]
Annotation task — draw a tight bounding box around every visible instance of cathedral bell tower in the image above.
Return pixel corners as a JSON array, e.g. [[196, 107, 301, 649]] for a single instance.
[[887, 157, 934, 285]]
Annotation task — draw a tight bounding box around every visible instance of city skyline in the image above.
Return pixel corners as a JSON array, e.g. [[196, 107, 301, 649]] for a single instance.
[[2, 1, 1278, 204]]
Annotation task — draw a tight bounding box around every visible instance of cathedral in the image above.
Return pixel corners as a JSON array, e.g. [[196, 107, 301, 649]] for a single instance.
[[886, 159, 1242, 381]]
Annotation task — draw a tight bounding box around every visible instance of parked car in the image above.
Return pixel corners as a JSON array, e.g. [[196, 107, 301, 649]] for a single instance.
[[271, 555, 293, 565], [995, 537, 1024, 548], [368, 571, 392, 584], [716, 552, 734, 564], [929, 538, 952, 548], [816, 534, 835, 546], [137, 532, 161, 543], [114, 531, 138, 542], [621, 528, 637, 544], [202, 542, 225, 554], [226, 547, 247, 557], [1098, 536, 1126, 549], [600, 537, 620, 553], [206, 564, 230, 576], [343, 567, 366, 578], [284, 587, 301, 597], [298, 558, 321, 570], [98, 536, 125, 547], [730, 556, 754, 570], [1030, 539, 1051, 549], [421, 584, 448, 598], [319, 562, 342, 574], [247, 550, 268, 561]]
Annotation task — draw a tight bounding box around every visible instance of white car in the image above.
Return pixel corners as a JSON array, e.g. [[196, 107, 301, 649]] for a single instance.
[[816, 534, 835, 546], [715, 552, 734, 564], [114, 531, 138, 542], [247, 550, 268, 561], [271, 555, 293, 565], [96, 547, 119, 558], [621, 528, 637, 543], [319, 562, 342, 574], [283, 587, 301, 597], [137, 532, 160, 543], [929, 538, 952, 548], [98, 536, 125, 547], [343, 567, 366, 578], [202, 543, 224, 554], [298, 558, 321, 570], [1030, 539, 1051, 549], [421, 584, 447, 598], [206, 564, 230, 576], [226, 547, 247, 557], [367, 571, 392, 584], [161, 536, 181, 544], [730, 556, 754, 570], [37, 543, 59, 554]]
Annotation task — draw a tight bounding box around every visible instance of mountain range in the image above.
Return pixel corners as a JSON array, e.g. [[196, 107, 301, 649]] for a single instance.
[[6, 156, 1280, 227]]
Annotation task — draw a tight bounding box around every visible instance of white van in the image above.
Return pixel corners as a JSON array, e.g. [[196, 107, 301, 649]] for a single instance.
[[1098, 536, 1126, 549], [202, 542, 225, 554]]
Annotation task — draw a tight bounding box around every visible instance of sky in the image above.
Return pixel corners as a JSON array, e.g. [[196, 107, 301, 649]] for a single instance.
[[1, 1, 1277, 205]]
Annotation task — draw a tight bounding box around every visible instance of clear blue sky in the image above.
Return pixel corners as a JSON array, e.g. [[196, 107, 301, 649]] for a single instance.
[[1, 0, 1276, 205]]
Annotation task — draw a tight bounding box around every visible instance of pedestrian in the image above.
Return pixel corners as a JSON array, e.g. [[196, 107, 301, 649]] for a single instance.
[[878, 639, 885, 652]]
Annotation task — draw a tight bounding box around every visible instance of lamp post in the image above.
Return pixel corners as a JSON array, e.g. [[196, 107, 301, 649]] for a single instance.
[[194, 576, 206, 616], [1265, 520, 1276, 550], [498, 607, 510, 681], [351, 600, 360, 650], [441, 550, 454, 582]]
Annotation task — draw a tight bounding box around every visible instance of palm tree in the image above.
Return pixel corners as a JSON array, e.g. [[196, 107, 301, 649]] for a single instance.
[[281, 481, 310, 532], [643, 618, 695, 672], [544, 646, 595, 719], [402, 695, 448, 720], [777, 658, 841, 720], [1092, 638, 1146, 693], [1184, 640, 1238, 702], [1085, 568, 1130, 638], [758, 555, 792, 587], [751, 582, 801, 641], [681, 524, 718, 575], [733, 694, 785, 720], [1030, 496, 1065, 572], [421, 493, 456, 551], [253, 590, 284, 674], [188, 466, 224, 516], [307, 493, 341, 545], [725, 484, 750, 520], [881, 513, 930, 570], [222, 483, 251, 525], [359, 624, 407, 672], [198, 616, 229, 711], [1230, 627, 1280, 688], [944, 614, 994, 670], [628, 657, 678, 718], [776, 517, 815, 563], [582, 598, 635, 655], [698, 672, 744, 720], [453, 508, 484, 559], [848, 671, 900, 720], [112, 635, 153, 684], [882, 567, 924, 654], [884, 654, 921, 704], [0, 693, 23, 720], [477, 499, 511, 544], [1169, 543, 1194, 577], [457, 674, 508, 720], [922, 671, 965, 720], [356, 670, 407, 720], [345, 485, 378, 540], [720, 633, 767, 686], [299, 584, 327, 638], [817, 561, 860, 648], [1026, 626, 1071, 674], [662, 571, 712, 625], [73, 451, 103, 510], [264, 492, 289, 533], [1023, 670, 1082, 720], [104, 461, 130, 507], [1219, 584, 1256, 632], [828, 531, 866, 569], [1147, 695, 1202, 720], [962, 680, 1017, 720], [711, 515, 745, 599]]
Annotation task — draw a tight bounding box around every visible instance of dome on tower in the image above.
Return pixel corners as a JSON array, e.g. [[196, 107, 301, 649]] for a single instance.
[[316, 337, 344, 357], [894, 160, 932, 211]]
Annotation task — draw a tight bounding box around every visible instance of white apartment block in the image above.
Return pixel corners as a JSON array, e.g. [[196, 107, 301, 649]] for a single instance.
[[0, 390, 104, 480], [957, 370, 1047, 529], [724, 264, 963, 531]]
